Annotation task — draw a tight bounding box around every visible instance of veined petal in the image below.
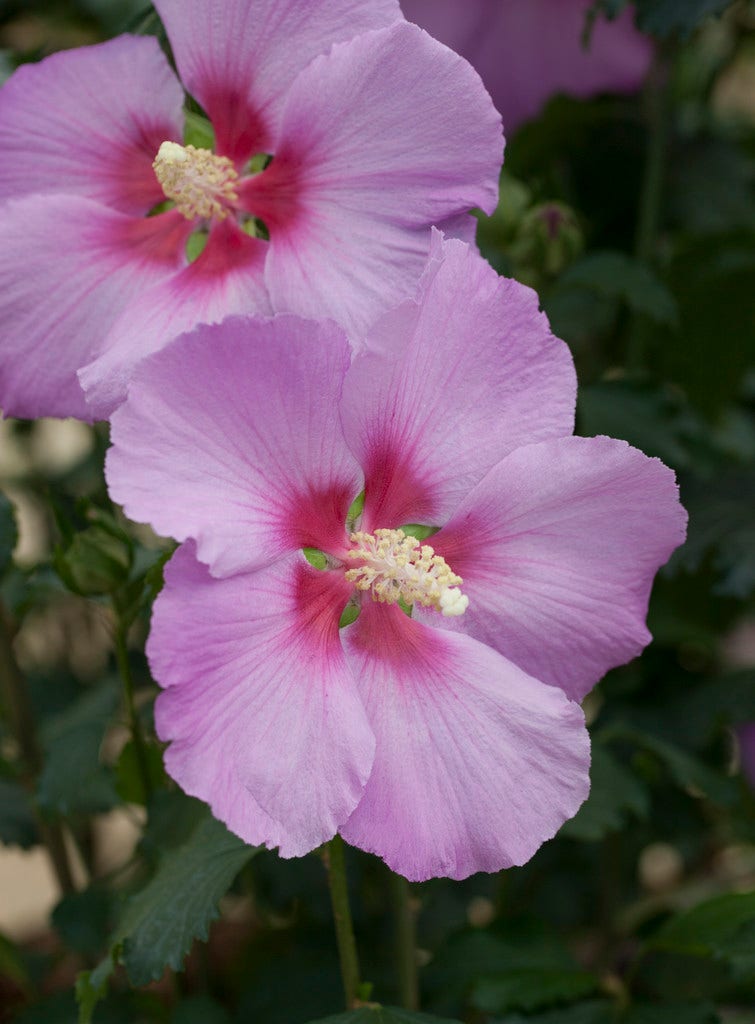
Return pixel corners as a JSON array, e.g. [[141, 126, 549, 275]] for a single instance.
[[0, 196, 190, 421], [80, 219, 270, 419], [0, 35, 184, 214], [154, 0, 402, 162], [422, 436, 687, 702], [242, 21, 502, 336], [340, 235, 576, 529], [341, 602, 590, 881], [106, 313, 360, 576], [149, 545, 374, 856]]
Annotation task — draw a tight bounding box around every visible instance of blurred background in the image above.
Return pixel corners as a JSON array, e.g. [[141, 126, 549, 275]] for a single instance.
[[0, 1, 754, 1022]]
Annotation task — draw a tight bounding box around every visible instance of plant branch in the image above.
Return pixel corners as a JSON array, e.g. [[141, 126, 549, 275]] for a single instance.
[[324, 834, 362, 1009]]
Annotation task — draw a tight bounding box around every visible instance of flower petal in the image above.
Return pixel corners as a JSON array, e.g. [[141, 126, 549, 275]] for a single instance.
[[106, 313, 360, 575], [80, 219, 271, 419], [154, 0, 402, 162], [340, 235, 576, 529], [0, 196, 190, 421], [422, 436, 687, 702], [402, 0, 652, 134], [340, 601, 589, 880], [149, 544, 374, 856], [240, 21, 502, 335], [0, 35, 184, 214]]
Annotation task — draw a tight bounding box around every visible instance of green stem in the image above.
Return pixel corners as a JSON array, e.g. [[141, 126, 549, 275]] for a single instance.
[[628, 48, 672, 372], [390, 871, 419, 1011], [324, 834, 362, 1009], [0, 604, 76, 894], [113, 620, 153, 803]]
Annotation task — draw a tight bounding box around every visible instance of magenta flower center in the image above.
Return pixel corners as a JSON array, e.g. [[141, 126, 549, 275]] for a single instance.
[[344, 528, 468, 617]]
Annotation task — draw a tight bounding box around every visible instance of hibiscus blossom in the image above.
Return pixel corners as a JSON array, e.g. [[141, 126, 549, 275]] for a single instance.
[[105, 237, 686, 880], [401, 0, 652, 134], [0, 0, 501, 421]]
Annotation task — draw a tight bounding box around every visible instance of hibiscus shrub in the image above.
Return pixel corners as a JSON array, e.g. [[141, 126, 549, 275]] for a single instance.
[[1, 2, 755, 1024]]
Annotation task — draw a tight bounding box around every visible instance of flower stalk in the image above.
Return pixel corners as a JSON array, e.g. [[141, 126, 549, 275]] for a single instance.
[[113, 617, 153, 803], [324, 834, 362, 1009], [390, 870, 419, 1010]]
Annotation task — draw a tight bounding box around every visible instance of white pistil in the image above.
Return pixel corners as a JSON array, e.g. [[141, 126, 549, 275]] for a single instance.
[[153, 141, 239, 221], [345, 528, 468, 617]]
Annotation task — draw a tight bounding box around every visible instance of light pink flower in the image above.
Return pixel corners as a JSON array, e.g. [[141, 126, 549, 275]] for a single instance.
[[0, 0, 502, 421], [401, 0, 652, 134], [106, 237, 686, 880]]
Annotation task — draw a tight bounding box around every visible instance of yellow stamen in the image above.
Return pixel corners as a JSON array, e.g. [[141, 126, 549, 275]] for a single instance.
[[153, 141, 239, 221], [345, 529, 468, 617]]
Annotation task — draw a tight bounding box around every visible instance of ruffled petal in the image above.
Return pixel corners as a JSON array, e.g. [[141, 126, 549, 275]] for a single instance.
[[340, 601, 590, 881], [340, 235, 576, 530], [401, 0, 652, 134], [421, 436, 687, 702], [240, 21, 502, 335], [0, 196, 190, 421], [80, 219, 271, 418], [149, 544, 374, 857], [154, 0, 402, 162], [0, 35, 184, 214], [106, 312, 360, 575]]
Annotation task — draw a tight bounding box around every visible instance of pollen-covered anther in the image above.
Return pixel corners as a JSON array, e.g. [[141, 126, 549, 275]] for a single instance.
[[153, 141, 239, 221], [345, 528, 468, 617]]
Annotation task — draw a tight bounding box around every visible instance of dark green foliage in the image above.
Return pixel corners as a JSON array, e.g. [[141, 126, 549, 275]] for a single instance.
[[36, 681, 120, 816], [0, 779, 39, 848], [307, 1008, 463, 1024], [560, 745, 649, 841], [0, 493, 18, 576], [558, 251, 679, 326], [634, 0, 736, 37], [115, 810, 258, 985]]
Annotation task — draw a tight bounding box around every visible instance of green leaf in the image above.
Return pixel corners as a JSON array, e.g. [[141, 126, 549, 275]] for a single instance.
[[606, 728, 738, 806], [670, 470, 755, 598], [53, 888, 113, 958], [171, 996, 232, 1024], [425, 924, 598, 1017], [138, 789, 209, 861], [624, 1003, 720, 1023], [37, 682, 120, 816], [183, 110, 216, 150], [578, 381, 699, 471], [54, 520, 133, 597], [558, 251, 679, 327], [76, 952, 117, 1024], [561, 745, 649, 841], [0, 932, 31, 995], [116, 809, 258, 985], [115, 739, 166, 805], [475, 1001, 614, 1024], [0, 779, 39, 848], [307, 1008, 463, 1024], [303, 547, 329, 570], [0, 493, 17, 577], [650, 892, 755, 962], [472, 968, 598, 1014], [634, 0, 734, 37]]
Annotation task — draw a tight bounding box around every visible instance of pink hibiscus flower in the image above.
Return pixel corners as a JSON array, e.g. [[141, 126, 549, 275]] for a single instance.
[[105, 237, 686, 880], [400, 0, 652, 134], [0, 0, 502, 422]]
